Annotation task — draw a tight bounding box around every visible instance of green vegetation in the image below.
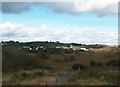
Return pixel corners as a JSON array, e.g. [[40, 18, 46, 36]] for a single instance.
[[65, 71, 120, 85], [106, 60, 120, 67], [72, 63, 87, 71], [90, 61, 103, 67], [2, 41, 119, 85], [2, 40, 106, 49]]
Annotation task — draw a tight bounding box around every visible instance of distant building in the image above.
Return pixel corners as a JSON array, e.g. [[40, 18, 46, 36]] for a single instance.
[[35, 47, 39, 50], [23, 46, 33, 50], [23, 46, 30, 49], [70, 45, 77, 50], [70, 45, 73, 49], [63, 46, 69, 49], [80, 48, 88, 51], [29, 47, 33, 50], [39, 46, 44, 48]]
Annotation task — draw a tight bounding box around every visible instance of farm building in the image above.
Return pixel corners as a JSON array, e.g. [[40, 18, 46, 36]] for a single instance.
[[80, 48, 88, 51]]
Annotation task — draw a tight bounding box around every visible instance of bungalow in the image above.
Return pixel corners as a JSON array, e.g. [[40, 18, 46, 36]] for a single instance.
[[63, 46, 69, 49], [35, 46, 44, 50], [22, 46, 33, 50], [80, 48, 88, 52], [35, 47, 39, 50], [29, 47, 33, 50], [40, 46, 44, 48]]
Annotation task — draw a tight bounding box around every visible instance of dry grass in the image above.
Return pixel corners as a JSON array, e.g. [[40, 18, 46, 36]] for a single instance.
[[65, 70, 119, 85], [3, 47, 119, 85], [20, 76, 57, 85]]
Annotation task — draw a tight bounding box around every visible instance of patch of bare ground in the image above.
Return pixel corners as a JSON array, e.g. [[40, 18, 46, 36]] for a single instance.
[[20, 76, 57, 85]]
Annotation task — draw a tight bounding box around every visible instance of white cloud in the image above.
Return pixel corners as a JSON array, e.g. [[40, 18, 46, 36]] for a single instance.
[[0, 22, 23, 37], [2, 0, 119, 16], [42, 0, 118, 16], [0, 22, 118, 45]]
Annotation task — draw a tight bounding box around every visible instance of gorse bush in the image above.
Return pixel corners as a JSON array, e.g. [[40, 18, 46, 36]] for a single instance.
[[63, 54, 76, 62], [54, 58, 63, 62], [72, 63, 87, 71], [2, 45, 55, 72], [106, 60, 120, 67], [90, 61, 103, 67]]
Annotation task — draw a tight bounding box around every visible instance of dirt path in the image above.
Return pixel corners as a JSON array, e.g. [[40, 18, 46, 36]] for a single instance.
[[47, 70, 80, 85]]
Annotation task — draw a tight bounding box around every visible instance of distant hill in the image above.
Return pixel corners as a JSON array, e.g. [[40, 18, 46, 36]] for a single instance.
[[1, 40, 106, 49]]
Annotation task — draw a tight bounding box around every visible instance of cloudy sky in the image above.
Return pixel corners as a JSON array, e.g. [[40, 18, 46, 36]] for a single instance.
[[0, 0, 119, 45]]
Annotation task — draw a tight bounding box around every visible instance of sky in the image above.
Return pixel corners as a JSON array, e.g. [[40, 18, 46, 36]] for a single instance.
[[0, 0, 119, 45]]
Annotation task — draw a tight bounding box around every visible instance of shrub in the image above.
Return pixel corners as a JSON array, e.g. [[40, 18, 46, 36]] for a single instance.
[[20, 71, 28, 79], [64, 54, 76, 62], [41, 52, 49, 59], [72, 63, 87, 71], [90, 61, 103, 67], [54, 58, 63, 62], [106, 60, 120, 67], [98, 62, 103, 66]]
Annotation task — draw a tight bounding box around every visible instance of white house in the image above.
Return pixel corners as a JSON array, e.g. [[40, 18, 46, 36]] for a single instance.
[[70, 45, 73, 49], [40, 46, 44, 48], [63, 46, 69, 49], [29, 47, 33, 50], [23, 46, 33, 50], [80, 48, 88, 51], [35, 47, 39, 50]]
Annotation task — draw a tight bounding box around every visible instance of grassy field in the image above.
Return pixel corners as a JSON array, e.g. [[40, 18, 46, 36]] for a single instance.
[[65, 70, 119, 85], [2, 43, 119, 85]]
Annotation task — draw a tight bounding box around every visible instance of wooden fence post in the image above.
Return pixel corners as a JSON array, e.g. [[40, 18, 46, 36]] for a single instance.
[[46, 81, 47, 85], [56, 78, 57, 85]]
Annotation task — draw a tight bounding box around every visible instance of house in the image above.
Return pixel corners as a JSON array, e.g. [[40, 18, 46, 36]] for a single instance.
[[35, 47, 39, 50], [23, 46, 30, 49], [29, 48, 32, 50], [63, 46, 69, 49], [70, 45, 73, 49], [39, 46, 44, 48], [35, 46, 44, 50], [80, 48, 88, 52], [23, 46, 33, 50]]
